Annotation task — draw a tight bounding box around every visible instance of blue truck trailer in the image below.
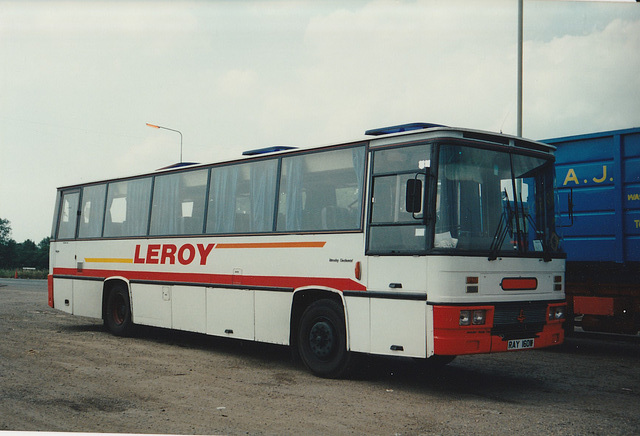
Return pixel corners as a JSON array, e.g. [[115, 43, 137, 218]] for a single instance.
[[544, 127, 640, 335]]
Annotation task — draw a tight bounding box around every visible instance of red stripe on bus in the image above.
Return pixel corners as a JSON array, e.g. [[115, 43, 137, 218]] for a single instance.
[[51, 267, 366, 292]]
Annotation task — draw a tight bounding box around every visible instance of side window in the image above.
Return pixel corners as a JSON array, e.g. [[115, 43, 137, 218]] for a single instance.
[[56, 191, 80, 239], [371, 173, 422, 224], [51, 191, 61, 238], [277, 147, 365, 232], [103, 178, 152, 237], [150, 170, 207, 235], [368, 144, 431, 254], [78, 184, 106, 238], [207, 159, 277, 234], [368, 173, 427, 253]]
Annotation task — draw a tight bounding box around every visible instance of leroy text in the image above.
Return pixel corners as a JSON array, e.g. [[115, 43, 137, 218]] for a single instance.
[[133, 243, 214, 265]]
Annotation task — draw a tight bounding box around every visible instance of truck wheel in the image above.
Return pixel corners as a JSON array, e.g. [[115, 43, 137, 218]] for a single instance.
[[105, 283, 134, 336], [297, 299, 352, 378]]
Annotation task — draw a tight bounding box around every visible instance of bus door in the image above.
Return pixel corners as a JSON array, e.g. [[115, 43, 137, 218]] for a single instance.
[[365, 150, 430, 357], [51, 189, 81, 313]]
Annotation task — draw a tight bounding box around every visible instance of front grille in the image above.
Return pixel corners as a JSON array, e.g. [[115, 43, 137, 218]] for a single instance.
[[491, 301, 547, 340]]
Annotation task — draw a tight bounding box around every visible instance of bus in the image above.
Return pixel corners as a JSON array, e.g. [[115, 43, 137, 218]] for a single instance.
[[48, 122, 566, 378]]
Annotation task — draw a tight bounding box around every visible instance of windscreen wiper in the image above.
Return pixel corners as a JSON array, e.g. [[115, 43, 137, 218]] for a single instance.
[[488, 190, 513, 260], [518, 191, 528, 251], [509, 154, 525, 254]]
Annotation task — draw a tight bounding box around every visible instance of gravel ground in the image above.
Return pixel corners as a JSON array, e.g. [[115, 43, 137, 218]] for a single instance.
[[1, 278, 639, 435]]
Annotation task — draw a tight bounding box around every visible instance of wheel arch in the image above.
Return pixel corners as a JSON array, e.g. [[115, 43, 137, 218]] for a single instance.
[[101, 276, 131, 320], [289, 287, 347, 351]]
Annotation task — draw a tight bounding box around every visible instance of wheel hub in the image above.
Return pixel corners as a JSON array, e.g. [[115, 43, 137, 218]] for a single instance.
[[309, 320, 334, 359]]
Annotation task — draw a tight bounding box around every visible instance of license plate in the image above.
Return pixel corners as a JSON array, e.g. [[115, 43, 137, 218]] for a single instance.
[[507, 338, 535, 350]]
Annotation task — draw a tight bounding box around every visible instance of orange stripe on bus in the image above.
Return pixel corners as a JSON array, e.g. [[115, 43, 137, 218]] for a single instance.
[[85, 258, 134, 264], [215, 241, 326, 249]]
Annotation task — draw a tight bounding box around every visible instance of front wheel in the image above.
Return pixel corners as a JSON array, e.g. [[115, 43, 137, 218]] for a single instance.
[[297, 299, 352, 378], [104, 283, 134, 336]]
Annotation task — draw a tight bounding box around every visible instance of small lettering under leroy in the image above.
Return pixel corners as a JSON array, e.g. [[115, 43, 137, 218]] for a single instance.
[[134, 243, 214, 265]]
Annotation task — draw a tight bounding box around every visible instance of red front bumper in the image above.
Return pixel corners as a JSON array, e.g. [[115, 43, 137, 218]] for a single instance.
[[433, 304, 565, 356]]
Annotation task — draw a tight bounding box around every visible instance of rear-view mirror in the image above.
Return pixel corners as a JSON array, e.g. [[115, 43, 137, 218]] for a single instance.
[[406, 178, 422, 213]]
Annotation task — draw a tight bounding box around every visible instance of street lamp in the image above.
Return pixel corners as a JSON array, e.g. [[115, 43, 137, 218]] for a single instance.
[[517, 0, 523, 137], [146, 123, 183, 163]]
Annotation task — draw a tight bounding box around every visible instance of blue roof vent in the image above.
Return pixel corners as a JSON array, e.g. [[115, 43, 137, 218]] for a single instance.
[[242, 146, 298, 156], [365, 122, 446, 136]]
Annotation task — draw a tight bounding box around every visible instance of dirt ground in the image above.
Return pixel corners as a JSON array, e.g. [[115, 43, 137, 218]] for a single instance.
[[1, 278, 639, 435]]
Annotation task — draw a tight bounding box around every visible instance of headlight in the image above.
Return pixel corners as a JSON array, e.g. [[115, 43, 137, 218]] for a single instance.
[[459, 310, 471, 326], [459, 309, 486, 326], [549, 306, 565, 320], [472, 309, 486, 325]]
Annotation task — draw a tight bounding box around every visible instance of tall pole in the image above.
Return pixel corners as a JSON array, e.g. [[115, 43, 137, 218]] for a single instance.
[[146, 123, 183, 163], [517, 0, 523, 137]]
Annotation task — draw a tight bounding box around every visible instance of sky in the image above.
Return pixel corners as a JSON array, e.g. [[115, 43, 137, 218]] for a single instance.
[[1, 0, 639, 243]]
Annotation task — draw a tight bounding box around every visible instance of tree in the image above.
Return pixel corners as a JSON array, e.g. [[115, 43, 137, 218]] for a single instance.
[[16, 239, 38, 268], [0, 218, 14, 268], [0, 218, 10, 244], [36, 238, 50, 270], [0, 219, 49, 270]]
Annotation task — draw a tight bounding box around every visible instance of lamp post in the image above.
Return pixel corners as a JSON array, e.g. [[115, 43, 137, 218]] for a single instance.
[[517, 0, 523, 137], [146, 123, 183, 163]]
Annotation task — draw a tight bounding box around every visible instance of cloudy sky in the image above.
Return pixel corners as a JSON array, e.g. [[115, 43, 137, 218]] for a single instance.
[[1, 0, 639, 243]]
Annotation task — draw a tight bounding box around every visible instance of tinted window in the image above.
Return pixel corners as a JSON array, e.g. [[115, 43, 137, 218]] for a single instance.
[[277, 147, 365, 232], [207, 160, 277, 234], [78, 184, 106, 238], [57, 191, 80, 239], [150, 170, 208, 235], [103, 178, 152, 237]]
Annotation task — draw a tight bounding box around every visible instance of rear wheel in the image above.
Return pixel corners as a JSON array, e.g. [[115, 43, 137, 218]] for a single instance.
[[297, 299, 352, 378], [104, 283, 134, 336]]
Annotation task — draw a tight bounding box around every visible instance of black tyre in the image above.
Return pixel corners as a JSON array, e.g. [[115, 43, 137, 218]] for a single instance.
[[104, 283, 134, 336], [297, 299, 352, 378]]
